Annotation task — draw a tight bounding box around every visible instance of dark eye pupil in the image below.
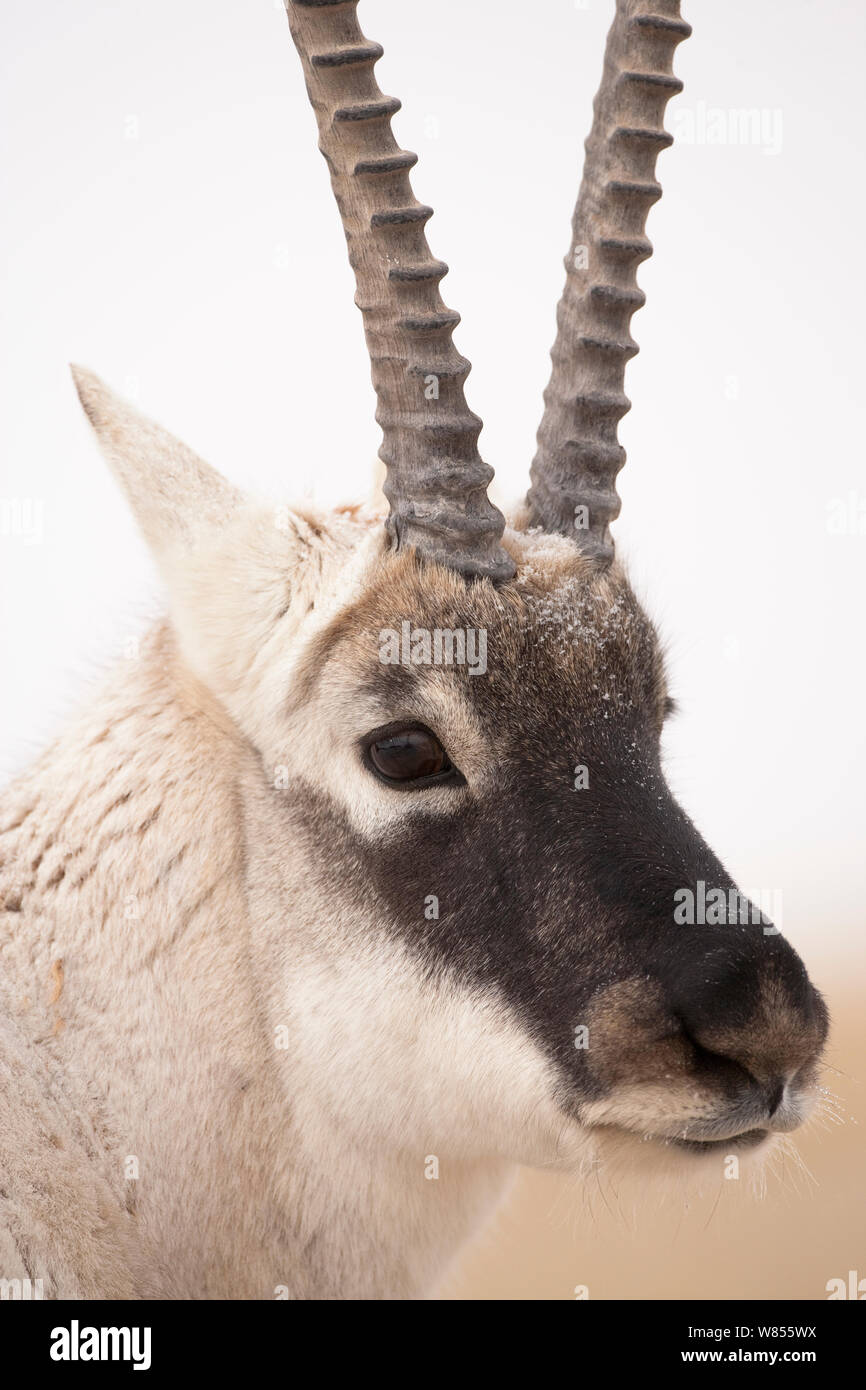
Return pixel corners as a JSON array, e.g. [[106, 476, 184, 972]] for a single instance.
[[369, 730, 446, 782]]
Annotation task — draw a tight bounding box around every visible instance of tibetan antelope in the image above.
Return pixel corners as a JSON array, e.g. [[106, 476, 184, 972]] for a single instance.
[[0, 0, 828, 1300]]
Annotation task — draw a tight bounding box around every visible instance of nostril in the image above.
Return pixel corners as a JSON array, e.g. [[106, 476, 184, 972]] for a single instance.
[[674, 1021, 791, 1115], [767, 1078, 786, 1117], [679, 1028, 760, 1096]]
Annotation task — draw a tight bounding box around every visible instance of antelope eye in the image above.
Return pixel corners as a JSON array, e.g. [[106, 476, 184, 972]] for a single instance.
[[364, 725, 456, 787]]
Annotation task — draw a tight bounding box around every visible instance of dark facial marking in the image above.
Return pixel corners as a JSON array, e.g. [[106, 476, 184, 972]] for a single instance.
[[282, 551, 827, 1128]]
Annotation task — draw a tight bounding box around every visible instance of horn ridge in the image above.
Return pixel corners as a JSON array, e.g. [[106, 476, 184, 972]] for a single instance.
[[285, 0, 515, 582], [527, 0, 691, 557]]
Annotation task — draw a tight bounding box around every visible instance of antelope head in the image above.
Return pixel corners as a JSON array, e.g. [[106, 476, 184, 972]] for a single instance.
[[73, 0, 827, 1182]]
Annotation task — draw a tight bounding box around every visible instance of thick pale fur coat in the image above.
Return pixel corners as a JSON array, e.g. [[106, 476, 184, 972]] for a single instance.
[[0, 619, 532, 1298], [0, 374, 576, 1298], [0, 371, 827, 1299]]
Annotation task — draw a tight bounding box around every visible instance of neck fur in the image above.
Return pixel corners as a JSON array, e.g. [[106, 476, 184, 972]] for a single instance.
[[0, 625, 510, 1298]]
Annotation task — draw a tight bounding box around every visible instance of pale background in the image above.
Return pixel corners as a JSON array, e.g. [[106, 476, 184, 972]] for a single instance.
[[1, 0, 863, 1299]]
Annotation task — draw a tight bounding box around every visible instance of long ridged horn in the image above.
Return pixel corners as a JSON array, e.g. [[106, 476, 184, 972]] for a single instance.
[[527, 0, 691, 557], [284, 0, 514, 583]]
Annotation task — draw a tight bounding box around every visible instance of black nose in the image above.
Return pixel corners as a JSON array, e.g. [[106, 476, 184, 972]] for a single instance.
[[659, 926, 828, 1090]]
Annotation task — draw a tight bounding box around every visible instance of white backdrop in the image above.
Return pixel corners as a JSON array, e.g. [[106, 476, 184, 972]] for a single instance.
[[2, 0, 863, 965]]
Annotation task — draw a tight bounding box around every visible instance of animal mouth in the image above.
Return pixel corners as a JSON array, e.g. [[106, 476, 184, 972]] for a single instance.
[[666, 1128, 769, 1154], [588, 1119, 775, 1156], [584, 1084, 812, 1156]]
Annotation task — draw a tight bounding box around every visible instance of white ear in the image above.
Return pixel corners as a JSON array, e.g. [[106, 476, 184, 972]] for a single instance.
[[71, 364, 367, 743], [71, 365, 242, 562]]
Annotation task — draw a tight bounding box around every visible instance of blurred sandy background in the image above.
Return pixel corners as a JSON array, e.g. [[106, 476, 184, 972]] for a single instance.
[[445, 951, 861, 1300]]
